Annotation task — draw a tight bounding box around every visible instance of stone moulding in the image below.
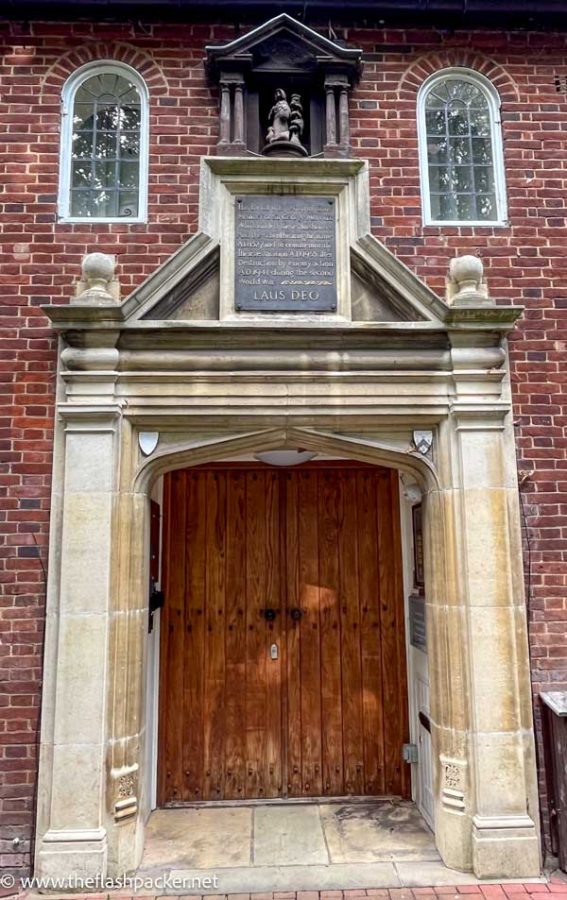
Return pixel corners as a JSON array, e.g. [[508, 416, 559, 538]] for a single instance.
[[35, 155, 540, 884]]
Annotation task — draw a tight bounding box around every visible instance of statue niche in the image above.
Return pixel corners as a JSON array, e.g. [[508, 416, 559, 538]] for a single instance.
[[263, 89, 308, 158], [205, 14, 362, 159]]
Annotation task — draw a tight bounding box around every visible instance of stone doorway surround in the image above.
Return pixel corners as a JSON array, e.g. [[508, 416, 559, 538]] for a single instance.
[[35, 157, 540, 884]]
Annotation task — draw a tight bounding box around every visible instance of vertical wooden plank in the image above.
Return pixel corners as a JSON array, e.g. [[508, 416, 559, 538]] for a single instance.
[[157, 473, 172, 805], [182, 470, 207, 801], [162, 469, 187, 802], [224, 470, 247, 800], [245, 470, 268, 799], [358, 469, 385, 795], [338, 470, 364, 795], [297, 469, 323, 797], [264, 469, 283, 797], [377, 470, 401, 795], [318, 469, 344, 796], [203, 470, 227, 799], [285, 471, 302, 798]]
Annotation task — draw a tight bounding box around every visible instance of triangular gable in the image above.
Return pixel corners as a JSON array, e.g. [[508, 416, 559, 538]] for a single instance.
[[118, 230, 446, 326], [206, 13, 363, 79]]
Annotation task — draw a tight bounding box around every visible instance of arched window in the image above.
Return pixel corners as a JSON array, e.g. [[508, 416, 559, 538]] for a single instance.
[[59, 62, 149, 222], [417, 69, 507, 225]]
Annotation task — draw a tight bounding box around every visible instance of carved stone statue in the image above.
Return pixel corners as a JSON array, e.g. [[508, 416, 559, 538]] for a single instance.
[[262, 88, 308, 157], [266, 88, 291, 143], [289, 93, 305, 147]]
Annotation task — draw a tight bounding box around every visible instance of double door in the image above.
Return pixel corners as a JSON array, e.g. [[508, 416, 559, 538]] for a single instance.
[[158, 464, 409, 804]]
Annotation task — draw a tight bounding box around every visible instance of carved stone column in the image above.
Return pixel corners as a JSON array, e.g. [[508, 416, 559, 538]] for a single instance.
[[233, 82, 245, 148], [216, 72, 246, 156], [218, 81, 231, 147], [324, 75, 351, 158], [339, 87, 350, 153], [324, 83, 337, 154]]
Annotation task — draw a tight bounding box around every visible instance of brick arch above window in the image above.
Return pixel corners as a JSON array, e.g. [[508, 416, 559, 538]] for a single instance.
[[41, 42, 168, 98], [397, 51, 519, 105]]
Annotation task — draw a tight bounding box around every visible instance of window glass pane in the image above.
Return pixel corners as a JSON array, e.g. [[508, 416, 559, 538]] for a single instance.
[[478, 194, 497, 220], [447, 104, 469, 136], [94, 161, 118, 188], [68, 70, 142, 218], [436, 191, 457, 221], [423, 76, 500, 222], [118, 161, 139, 189], [427, 137, 448, 163], [120, 106, 141, 130], [72, 132, 94, 159], [470, 108, 491, 137], [456, 194, 475, 220], [448, 137, 471, 164], [118, 192, 138, 217], [425, 109, 445, 136], [428, 166, 449, 192], [472, 137, 493, 164], [474, 166, 494, 193], [71, 160, 93, 188], [96, 104, 119, 131], [119, 132, 140, 159], [95, 131, 118, 158], [73, 103, 95, 130], [451, 166, 473, 192], [70, 189, 96, 217]]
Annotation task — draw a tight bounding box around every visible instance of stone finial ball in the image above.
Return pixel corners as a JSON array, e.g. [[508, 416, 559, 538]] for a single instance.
[[82, 252, 115, 283], [449, 254, 483, 286]]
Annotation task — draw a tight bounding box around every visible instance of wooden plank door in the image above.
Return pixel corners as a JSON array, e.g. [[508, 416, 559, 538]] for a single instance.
[[284, 466, 410, 799], [158, 464, 409, 805], [158, 467, 284, 803]]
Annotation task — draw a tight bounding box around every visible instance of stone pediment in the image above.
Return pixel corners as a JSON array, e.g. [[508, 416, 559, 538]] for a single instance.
[[134, 238, 433, 324], [205, 14, 363, 80]]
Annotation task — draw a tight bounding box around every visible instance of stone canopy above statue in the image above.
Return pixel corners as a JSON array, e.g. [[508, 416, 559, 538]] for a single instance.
[[205, 14, 363, 158]]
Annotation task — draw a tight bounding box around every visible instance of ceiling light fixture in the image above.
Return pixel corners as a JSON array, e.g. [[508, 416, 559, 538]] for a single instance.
[[254, 449, 317, 467]]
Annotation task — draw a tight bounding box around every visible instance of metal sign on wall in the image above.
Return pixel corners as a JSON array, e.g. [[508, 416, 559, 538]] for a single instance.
[[409, 594, 427, 652], [234, 194, 337, 312]]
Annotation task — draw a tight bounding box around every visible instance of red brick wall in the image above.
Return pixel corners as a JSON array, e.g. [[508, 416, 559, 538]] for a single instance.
[[1, 17, 566, 875]]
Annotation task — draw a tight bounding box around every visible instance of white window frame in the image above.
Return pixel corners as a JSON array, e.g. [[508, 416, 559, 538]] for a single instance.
[[58, 60, 149, 224], [417, 67, 508, 227]]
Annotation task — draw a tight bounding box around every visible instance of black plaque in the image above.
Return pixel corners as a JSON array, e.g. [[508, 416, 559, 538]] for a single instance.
[[412, 504, 425, 590], [234, 195, 337, 312], [409, 594, 427, 652]]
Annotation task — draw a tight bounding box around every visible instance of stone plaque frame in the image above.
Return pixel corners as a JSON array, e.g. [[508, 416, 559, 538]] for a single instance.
[[199, 157, 365, 322]]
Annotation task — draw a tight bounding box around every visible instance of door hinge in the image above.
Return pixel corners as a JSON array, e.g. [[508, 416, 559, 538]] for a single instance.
[[148, 580, 164, 633], [402, 743, 418, 764]]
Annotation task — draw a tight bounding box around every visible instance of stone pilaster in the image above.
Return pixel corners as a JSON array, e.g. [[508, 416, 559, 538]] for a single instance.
[[456, 414, 540, 877], [35, 409, 121, 879]]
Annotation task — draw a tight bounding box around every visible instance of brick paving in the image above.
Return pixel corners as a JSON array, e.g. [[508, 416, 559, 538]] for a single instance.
[[2, 874, 565, 900]]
